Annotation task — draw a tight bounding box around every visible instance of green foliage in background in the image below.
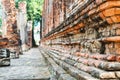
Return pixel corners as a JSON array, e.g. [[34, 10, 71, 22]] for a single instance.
[[15, 0, 44, 22], [0, 4, 1, 27], [0, 18, 2, 34], [0, 18, 2, 27], [15, 0, 44, 46]]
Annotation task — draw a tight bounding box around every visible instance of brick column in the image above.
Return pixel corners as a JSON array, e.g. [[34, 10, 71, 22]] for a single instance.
[[1, 0, 20, 53], [17, 1, 29, 51]]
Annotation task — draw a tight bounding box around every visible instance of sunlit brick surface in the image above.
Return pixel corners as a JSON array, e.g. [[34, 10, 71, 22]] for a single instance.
[[41, 0, 120, 79]]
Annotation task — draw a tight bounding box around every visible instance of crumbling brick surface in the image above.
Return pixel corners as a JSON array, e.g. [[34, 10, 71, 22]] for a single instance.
[[41, 0, 120, 79], [1, 0, 20, 52]]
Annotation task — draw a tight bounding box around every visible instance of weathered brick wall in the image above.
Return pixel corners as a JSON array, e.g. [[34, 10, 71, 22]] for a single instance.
[[17, 1, 30, 51], [42, 0, 120, 79], [1, 0, 20, 52], [27, 21, 32, 48]]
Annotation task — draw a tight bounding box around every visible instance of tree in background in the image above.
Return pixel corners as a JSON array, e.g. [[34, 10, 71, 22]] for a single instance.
[[0, 4, 2, 34], [0, 18, 1, 27], [0, 18, 2, 34], [27, 0, 43, 46], [15, 0, 44, 47]]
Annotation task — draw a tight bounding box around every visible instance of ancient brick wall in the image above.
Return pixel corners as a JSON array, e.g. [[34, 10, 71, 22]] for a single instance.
[[27, 21, 32, 48], [1, 0, 20, 52], [42, 0, 120, 79], [17, 1, 30, 51]]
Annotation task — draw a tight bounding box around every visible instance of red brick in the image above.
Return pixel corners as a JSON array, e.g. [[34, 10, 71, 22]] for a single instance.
[[99, 12, 106, 19], [116, 56, 120, 62], [99, 1, 120, 11], [103, 8, 115, 17], [106, 17, 114, 24], [107, 55, 116, 61], [111, 16, 120, 23]]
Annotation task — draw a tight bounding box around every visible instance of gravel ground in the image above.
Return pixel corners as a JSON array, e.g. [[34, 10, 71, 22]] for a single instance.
[[0, 48, 50, 80]]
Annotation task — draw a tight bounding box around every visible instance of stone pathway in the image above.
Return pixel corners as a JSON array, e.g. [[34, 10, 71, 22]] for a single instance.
[[0, 48, 50, 80]]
